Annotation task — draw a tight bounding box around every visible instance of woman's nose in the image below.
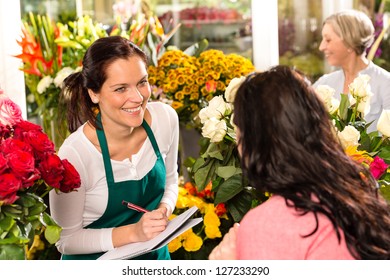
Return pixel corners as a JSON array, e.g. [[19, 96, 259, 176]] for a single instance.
[[128, 87, 144, 103], [319, 40, 325, 52]]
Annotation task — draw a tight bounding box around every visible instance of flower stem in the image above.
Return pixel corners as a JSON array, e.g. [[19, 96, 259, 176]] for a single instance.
[[372, 136, 385, 153]]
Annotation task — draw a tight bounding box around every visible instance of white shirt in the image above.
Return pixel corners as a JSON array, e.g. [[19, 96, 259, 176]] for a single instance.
[[49, 101, 179, 254], [313, 61, 390, 132]]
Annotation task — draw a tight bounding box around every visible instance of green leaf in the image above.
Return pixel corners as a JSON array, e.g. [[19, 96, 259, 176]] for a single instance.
[[378, 146, 390, 164], [226, 190, 253, 222], [194, 159, 218, 191], [44, 225, 62, 244], [41, 212, 59, 227], [0, 216, 15, 232], [338, 94, 350, 122], [27, 202, 47, 216], [214, 174, 243, 204], [379, 182, 390, 202], [203, 142, 224, 160], [191, 157, 206, 173], [184, 39, 209, 57], [0, 244, 25, 260], [216, 166, 242, 180]]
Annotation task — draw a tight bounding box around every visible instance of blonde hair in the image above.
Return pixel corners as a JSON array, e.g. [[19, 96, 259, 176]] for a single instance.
[[324, 10, 375, 55]]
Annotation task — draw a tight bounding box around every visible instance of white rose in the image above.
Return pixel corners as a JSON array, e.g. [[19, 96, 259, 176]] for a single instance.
[[377, 109, 390, 137], [204, 95, 230, 120], [199, 107, 211, 124], [201, 117, 227, 143], [224, 76, 246, 103], [337, 125, 360, 148], [54, 67, 75, 88], [315, 85, 340, 114], [348, 74, 372, 98], [356, 96, 371, 117], [37, 76, 53, 94]]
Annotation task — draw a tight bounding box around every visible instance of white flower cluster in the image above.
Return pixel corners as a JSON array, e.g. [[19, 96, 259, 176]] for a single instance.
[[199, 76, 246, 143], [315, 74, 390, 146], [36, 67, 81, 94]]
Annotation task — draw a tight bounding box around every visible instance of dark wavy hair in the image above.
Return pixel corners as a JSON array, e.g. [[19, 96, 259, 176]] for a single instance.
[[59, 36, 148, 132], [233, 65, 390, 259]]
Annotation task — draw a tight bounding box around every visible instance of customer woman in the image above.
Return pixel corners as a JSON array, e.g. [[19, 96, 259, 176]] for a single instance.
[[49, 36, 179, 260], [313, 9, 390, 131], [209, 66, 390, 259]]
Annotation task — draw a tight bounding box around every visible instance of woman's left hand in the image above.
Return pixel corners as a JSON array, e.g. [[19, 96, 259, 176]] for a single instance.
[[209, 223, 239, 260]]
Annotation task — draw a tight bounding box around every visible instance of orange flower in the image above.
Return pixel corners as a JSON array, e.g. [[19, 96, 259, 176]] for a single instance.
[[215, 203, 227, 216]]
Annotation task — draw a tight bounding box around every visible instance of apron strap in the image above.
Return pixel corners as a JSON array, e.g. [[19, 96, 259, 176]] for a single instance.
[[96, 113, 115, 184], [141, 120, 161, 159], [95, 113, 162, 184]]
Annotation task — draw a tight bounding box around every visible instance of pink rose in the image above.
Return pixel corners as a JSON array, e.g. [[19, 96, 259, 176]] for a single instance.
[[0, 91, 23, 126], [369, 156, 389, 179]]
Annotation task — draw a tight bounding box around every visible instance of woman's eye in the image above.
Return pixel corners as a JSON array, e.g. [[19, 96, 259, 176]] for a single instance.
[[138, 80, 149, 87], [114, 87, 126, 92]]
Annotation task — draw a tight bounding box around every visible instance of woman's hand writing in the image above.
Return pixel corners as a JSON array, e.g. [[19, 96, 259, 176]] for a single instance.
[[112, 209, 168, 248]]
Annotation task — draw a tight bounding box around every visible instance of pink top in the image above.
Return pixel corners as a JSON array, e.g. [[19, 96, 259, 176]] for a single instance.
[[237, 195, 356, 259]]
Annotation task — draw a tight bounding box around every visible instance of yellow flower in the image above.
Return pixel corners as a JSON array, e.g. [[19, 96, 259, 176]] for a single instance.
[[148, 48, 255, 125], [188, 196, 207, 210], [26, 234, 45, 260], [176, 194, 190, 209], [345, 145, 373, 166], [182, 231, 203, 252], [204, 208, 221, 227], [168, 236, 182, 253], [205, 225, 222, 239]]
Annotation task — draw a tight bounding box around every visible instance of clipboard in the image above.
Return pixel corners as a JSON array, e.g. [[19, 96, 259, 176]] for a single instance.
[[98, 206, 202, 260]]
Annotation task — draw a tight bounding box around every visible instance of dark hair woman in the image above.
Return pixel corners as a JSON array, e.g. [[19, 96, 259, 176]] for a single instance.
[[50, 36, 179, 260], [210, 65, 390, 260]]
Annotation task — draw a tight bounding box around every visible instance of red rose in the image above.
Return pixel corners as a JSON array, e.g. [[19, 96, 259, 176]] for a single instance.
[[0, 153, 8, 173], [38, 153, 64, 188], [12, 120, 55, 155], [0, 173, 22, 204], [6, 149, 35, 179], [59, 159, 81, 193], [0, 138, 32, 154]]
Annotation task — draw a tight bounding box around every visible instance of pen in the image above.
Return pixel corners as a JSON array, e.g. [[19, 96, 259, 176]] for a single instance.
[[122, 200, 150, 213]]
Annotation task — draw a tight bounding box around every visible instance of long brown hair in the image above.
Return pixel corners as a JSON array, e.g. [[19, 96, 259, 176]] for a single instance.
[[59, 36, 148, 132], [233, 65, 390, 259]]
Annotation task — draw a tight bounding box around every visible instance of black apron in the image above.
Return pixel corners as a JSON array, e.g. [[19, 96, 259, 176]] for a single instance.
[[62, 116, 170, 260]]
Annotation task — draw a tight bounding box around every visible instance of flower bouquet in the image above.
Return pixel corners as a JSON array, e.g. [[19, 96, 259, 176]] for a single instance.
[[314, 74, 390, 201], [0, 89, 81, 259], [15, 12, 86, 148], [168, 180, 233, 260], [148, 48, 255, 128], [188, 76, 267, 225]]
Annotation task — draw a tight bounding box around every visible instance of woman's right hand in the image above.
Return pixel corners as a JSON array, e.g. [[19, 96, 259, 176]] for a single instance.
[[134, 209, 168, 241], [112, 210, 168, 248]]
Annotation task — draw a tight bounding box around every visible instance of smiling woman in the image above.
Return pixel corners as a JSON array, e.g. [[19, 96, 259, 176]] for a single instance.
[[313, 9, 390, 133], [49, 36, 180, 260]]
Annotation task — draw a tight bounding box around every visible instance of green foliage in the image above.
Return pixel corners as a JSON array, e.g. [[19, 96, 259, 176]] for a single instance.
[[0, 192, 62, 260]]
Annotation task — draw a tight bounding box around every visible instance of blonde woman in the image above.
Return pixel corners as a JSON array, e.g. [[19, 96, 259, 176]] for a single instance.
[[313, 9, 390, 131]]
